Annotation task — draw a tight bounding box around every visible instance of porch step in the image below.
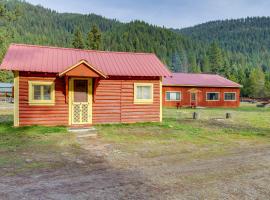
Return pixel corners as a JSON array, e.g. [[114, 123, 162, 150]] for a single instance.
[[68, 127, 97, 138]]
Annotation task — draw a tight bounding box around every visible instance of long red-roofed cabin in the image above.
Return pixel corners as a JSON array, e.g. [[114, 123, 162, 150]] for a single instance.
[[163, 73, 241, 108], [0, 44, 171, 127]]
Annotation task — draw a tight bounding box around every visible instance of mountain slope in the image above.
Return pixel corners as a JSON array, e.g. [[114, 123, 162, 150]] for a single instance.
[[177, 17, 270, 56], [175, 17, 270, 97], [0, 0, 269, 97], [2, 0, 205, 73], [7, 0, 121, 47]]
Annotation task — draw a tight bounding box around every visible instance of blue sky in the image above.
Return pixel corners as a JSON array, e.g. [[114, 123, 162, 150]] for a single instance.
[[26, 0, 270, 28]]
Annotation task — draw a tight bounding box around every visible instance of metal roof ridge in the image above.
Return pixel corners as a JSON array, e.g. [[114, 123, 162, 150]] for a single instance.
[[10, 43, 157, 56]]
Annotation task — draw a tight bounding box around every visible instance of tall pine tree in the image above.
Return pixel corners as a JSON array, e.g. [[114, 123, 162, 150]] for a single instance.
[[188, 52, 200, 73], [208, 42, 223, 74], [248, 67, 265, 98], [72, 28, 84, 49], [201, 55, 210, 73], [171, 52, 181, 72], [87, 25, 101, 50], [265, 72, 270, 97], [0, 2, 21, 82]]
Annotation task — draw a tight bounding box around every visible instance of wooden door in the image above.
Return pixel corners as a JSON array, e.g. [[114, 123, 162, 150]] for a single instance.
[[190, 92, 197, 107], [69, 78, 92, 125]]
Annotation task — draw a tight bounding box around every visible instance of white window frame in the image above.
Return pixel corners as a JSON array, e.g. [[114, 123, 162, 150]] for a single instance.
[[206, 92, 220, 101], [224, 92, 237, 101], [165, 91, 181, 101], [134, 83, 153, 104]]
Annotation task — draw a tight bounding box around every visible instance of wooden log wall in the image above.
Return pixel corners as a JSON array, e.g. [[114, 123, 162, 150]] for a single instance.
[[19, 72, 68, 126], [93, 76, 161, 124], [18, 72, 161, 126], [162, 86, 240, 108]]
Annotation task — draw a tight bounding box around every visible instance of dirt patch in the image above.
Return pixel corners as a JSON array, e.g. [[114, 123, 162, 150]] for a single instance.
[[2, 136, 269, 200], [0, 144, 163, 200]]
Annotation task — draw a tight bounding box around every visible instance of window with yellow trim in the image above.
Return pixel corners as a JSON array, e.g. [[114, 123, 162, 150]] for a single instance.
[[28, 81, 55, 105], [134, 83, 153, 104]]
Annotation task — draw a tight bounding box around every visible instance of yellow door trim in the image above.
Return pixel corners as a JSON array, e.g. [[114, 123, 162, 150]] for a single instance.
[[14, 71, 19, 127], [160, 76, 162, 122], [68, 77, 92, 125], [68, 78, 73, 125]]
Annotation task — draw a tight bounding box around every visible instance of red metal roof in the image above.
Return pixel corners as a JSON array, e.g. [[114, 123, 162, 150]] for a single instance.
[[163, 73, 241, 88], [0, 44, 171, 77]]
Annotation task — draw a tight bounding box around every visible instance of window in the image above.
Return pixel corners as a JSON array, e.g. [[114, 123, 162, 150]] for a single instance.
[[166, 91, 181, 101], [134, 83, 153, 104], [29, 81, 55, 105], [224, 92, 236, 101], [206, 92, 219, 101]]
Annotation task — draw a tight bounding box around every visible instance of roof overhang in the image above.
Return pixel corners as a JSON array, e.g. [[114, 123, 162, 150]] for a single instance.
[[59, 60, 107, 78], [162, 84, 242, 88]]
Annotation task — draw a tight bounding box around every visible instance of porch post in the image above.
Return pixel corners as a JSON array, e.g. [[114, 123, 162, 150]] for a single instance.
[[65, 76, 69, 104]]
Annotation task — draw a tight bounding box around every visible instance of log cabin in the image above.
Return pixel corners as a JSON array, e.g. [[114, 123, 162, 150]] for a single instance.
[[163, 73, 241, 108], [0, 44, 171, 127]]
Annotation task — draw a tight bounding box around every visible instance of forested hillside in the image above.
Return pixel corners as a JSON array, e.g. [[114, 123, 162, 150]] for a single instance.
[[175, 17, 270, 97], [179, 17, 270, 56], [0, 0, 205, 68], [0, 0, 269, 97]]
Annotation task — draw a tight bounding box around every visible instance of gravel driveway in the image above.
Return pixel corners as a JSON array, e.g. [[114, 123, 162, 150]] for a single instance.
[[1, 138, 270, 200]]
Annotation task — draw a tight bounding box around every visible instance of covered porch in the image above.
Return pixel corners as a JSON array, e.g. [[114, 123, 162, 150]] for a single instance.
[[59, 60, 107, 127]]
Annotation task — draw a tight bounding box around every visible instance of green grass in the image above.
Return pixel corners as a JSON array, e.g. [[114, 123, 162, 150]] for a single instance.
[[96, 103, 270, 155], [0, 109, 73, 172], [0, 121, 68, 151], [0, 102, 269, 171], [97, 105, 270, 143]]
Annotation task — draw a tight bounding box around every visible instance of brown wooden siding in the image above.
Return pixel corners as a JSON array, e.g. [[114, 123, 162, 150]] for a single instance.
[[18, 72, 161, 126], [92, 77, 160, 124], [19, 72, 68, 126], [162, 86, 240, 108]]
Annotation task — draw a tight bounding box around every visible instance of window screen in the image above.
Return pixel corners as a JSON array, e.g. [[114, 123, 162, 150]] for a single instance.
[[43, 85, 52, 100], [207, 92, 219, 100], [33, 85, 42, 100], [224, 93, 236, 100], [166, 92, 180, 101], [29, 81, 55, 105], [136, 86, 152, 100], [74, 80, 88, 102], [33, 85, 52, 100]]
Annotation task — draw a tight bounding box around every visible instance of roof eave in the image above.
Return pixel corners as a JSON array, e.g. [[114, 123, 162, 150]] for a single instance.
[[162, 84, 242, 88]]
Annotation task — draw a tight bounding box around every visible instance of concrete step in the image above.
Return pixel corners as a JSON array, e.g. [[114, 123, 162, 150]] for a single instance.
[[68, 127, 96, 132], [68, 127, 98, 138], [77, 133, 97, 138]]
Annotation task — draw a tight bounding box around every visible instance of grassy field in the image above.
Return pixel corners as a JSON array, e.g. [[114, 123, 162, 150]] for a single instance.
[[96, 103, 270, 159], [0, 103, 269, 166], [0, 105, 76, 174], [0, 103, 270, 199]]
